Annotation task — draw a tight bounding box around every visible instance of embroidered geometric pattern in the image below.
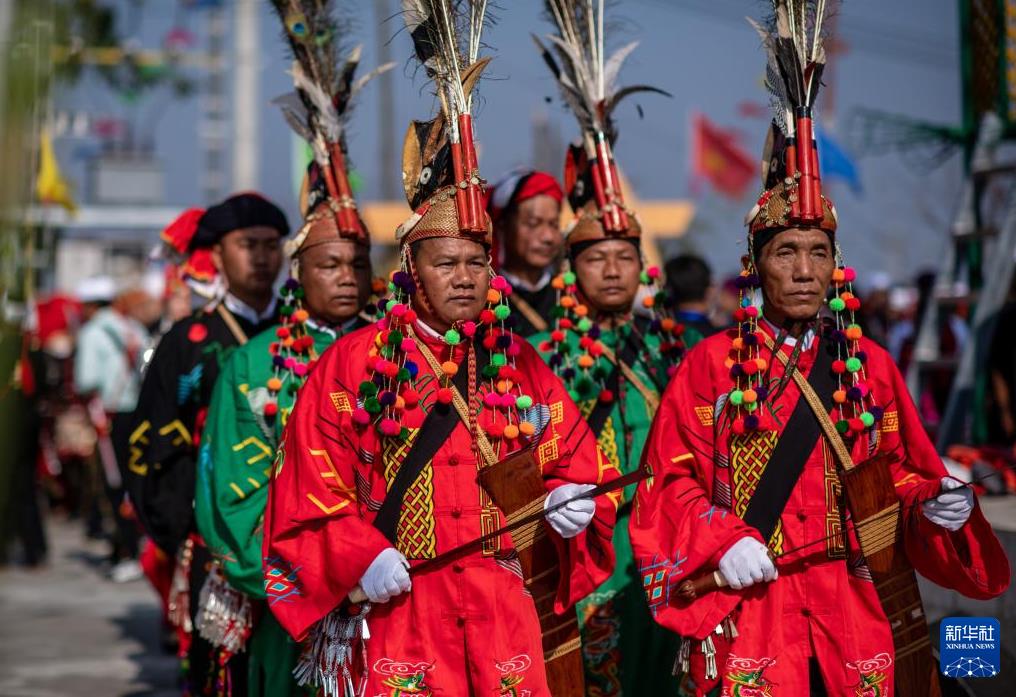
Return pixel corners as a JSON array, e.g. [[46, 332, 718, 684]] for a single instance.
[[639, 550, 688, 617], [306, 448, 356, 515], [228, 436, 273, 500], [383, 428, 436, 559], [730, 431, 784, 554], [127, 420, 151, 476], [329, 390, 352, 414], [537, 436, 560, 467], [881, 410, 899, 433], [177, 364, 202, 405], [694, 405, 714, 427], [822, 441, 846, 559], [263, 555, 302, 606], [550, 400, 564, 425], [158, 419, 193, 447]]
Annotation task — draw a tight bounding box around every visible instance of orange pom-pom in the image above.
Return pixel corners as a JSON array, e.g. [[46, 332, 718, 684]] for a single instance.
[[743, 389, 757, 404], [833, 389, 847, 404], [560, 296, 576, 309], [441, 361, 459, 377], [496, 380, 508, 394], [519, 421, 536, 436], [724, 358, 735, 369], [283, 337, 295, 348], [832, 269, 846, 283], [661, 318, 676, 332], [642, 296, 655, 309], [267, 377, 283, 392], [503, 424, 520, 440], [574, 304, 589, 317], [395, 396, 406, 410], [292, 309, 309, 323], [755, 358, 768, 372], [731, 337, 745, 351], [845, 326, 863, 341], [577, 355, 595, 369], [486, 289, 502, 304]]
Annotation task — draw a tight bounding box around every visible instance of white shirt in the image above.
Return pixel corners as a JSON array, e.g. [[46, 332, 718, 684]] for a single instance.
[[762, 317, 816, 350], [224, 293, 277, 325]]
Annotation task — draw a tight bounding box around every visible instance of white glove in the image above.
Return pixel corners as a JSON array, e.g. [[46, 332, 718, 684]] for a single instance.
[[544, 483, 597, 539], [718, 536, 778, 590], [921, 476, 974, 532], [358, 548, 411, 603]]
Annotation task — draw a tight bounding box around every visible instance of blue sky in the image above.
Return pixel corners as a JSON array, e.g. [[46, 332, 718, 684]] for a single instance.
[[55, 0, 965, 281]]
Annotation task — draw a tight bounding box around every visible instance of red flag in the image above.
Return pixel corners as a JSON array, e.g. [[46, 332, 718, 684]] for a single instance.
[[691, 113, 757, 200]]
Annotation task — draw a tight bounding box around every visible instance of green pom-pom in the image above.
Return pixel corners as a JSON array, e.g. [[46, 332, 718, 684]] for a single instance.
[[516, 395, 533, 410], [293, 287, 305, 299], [655, 290, 667, 303], [494, 305, 511, 321], [396, 368, 411, 382], [388, 281, 396, 293], [399, 427, 410, 441], [563, 271, 577, 285], [364, 397, 382, 414], [385, 299, 397, 313], [552, 307, 566, 319], [835, 419, 850, 434], [380, 345, 395, 359], [745, 401, 758, 412], [568, 389, 581, 402], [729, 390, 744, 406], [829, 297, 846, 312], [577, 318, 593, 332], [359, 381, 378, 397], [575, 377, 594, 393], [860, 411, 875, 428], [491, 353, 507, 367], [845, 357, 862, 373], [444, 329, 461, 345], [280, 305, 295, 315], [640, 271, 651, 284], [482, 365, 499, 379], [388, 330, 403, 346], [592, 365, 609, 380]]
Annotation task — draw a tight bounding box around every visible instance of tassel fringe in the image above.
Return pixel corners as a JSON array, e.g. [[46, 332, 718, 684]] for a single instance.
[[294, 604, 371, 697]]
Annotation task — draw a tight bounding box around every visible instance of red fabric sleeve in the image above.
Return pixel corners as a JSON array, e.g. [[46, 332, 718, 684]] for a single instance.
[[869, 343, 1010, 600], [263, 340, 391, 641], [629, 342, 760, 640], [518, 343, 619, 612]]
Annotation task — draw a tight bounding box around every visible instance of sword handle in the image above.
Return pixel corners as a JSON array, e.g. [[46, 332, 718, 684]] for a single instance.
[[676, 570, 728, 601], [348, 585, 367, 604]]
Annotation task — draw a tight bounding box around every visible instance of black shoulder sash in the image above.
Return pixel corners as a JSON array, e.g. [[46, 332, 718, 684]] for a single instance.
[[372, 339, 486, 545], [741, 337, 837, 544]]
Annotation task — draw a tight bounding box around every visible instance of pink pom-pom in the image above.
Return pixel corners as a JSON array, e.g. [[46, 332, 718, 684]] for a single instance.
[[500, 394, 516, 409], [283, 357, 297, 370], [400, 338, 417, 352], [391, 303, 407, 317], [843, 267, 857, 282], [647, 266, 661, 279], [506, 343, 522, 357], [462, 321, 477, 338], [483, 392, 499, 408], [352, 408, 371, 426], [379, 418, 401, 436], [745, 306, 759, 318], [490, 275, 508, 291], [293, 363, 308, 377]]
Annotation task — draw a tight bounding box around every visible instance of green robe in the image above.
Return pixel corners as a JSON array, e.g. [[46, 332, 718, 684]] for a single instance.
[[532, 318, 702, 696], [195, 319, 355, 696]]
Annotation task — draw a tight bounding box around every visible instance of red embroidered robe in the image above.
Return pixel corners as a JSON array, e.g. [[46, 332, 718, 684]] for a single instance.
[[264, 323, 620, 696], [629, 324, 1009, 695]]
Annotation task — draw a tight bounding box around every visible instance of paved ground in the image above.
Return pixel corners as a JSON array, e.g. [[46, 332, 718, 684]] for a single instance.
[[0, 519, 177, 697]]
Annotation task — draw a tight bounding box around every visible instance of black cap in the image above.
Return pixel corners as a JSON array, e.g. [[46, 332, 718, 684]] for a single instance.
[[190, 193, 290, 251]]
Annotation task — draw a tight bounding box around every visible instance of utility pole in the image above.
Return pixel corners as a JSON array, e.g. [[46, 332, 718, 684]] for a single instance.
[[375, 0, 397, 200], [232, 0, 260, 192], [200, 4, 227, 204]]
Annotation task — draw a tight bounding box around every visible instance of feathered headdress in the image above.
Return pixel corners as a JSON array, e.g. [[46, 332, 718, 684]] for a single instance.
[[745, 0, 838, 239], [270, 1, 394, 244], [534, 0, 668, 240], [397, 0, 492, 244]]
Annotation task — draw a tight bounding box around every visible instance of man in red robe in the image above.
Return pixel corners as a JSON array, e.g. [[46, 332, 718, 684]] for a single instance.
[[263, 18, 619, 693], [629, 6, 1009, 695]]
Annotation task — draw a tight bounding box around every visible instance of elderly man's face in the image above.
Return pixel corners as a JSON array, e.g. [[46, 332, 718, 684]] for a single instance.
[[757, 227, 834, 325], [412, 237, 491, 332], [298, 236, 372, 326]]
